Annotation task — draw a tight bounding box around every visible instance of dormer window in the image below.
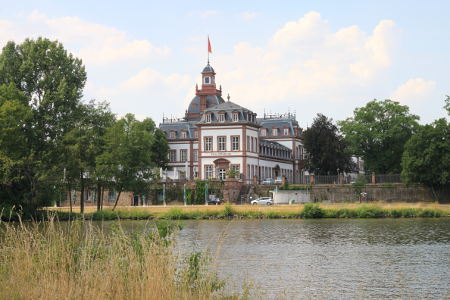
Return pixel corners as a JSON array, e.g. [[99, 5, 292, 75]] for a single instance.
[[218, 113, 225, 122], [261, 129, 267, 136], [204, 76, 211, 84], [232, 112, 239, 122], [273, 128, 278, 136], [283, 128, 289, 136], [181, 131, 187, 139], [205, 113, 212, 123], [169, 131, 176, 139]]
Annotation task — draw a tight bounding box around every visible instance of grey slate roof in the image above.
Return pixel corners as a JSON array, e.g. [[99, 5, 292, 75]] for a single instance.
[[187, 95, 225, 114], [199, 100, 257, 124], [159, 121, 197, 139], [202, 63, 215, 73], [258, 118, 300, 136]]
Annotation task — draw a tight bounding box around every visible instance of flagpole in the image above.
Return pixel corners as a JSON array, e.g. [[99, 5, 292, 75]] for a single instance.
[[207, 35, 209, 64]]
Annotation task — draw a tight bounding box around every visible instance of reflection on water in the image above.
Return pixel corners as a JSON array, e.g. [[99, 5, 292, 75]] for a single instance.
[[170, 218, 450, 299]]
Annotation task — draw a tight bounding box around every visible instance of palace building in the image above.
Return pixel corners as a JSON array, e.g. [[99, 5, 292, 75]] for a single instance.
[[159, 62, 306, 184]]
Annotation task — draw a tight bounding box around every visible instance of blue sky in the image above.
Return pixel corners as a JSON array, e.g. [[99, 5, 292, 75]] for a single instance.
[[1, 0, 449, 126]]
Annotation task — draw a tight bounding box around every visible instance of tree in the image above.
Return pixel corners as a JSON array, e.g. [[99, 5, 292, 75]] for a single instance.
[[339, 99, 419, 174], [97, 114, 168, 210], [63, 101, 115, 213], [445, 95, 450, 115], [0, 97, 34, 207], [303, 114, 353, 175], [401, 118, 450, 191], [0, 37, 86, 210]]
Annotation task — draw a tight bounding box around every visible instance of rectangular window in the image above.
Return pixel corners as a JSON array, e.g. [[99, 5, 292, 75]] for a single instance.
[[232, 113, 239, 122], [169, 131, 176, 139], [231, 136, 239, 151], [194, 130, 198, 138], [261, 129, 266, 136], [273, 128, 278, 136], [284, 128, 289, 136], [108, 190, 116, 201], [193, 149, 198, 162], [205, 165, 213, 179], [218, 136, 226, 151], [181, 131, 187, 138], [231, 164, 240, 175], [204, 137, 212, 151], [218, 114, 225, 122], [180, 149, 187, 162], [169, 150, 176, 162], [247, 136, 250, 151], [205, 114, 211, 123], [193, 167, 198, 178]]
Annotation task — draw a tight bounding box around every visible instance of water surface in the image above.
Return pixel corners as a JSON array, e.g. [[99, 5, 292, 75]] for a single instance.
[[172, 218, 450, 299]]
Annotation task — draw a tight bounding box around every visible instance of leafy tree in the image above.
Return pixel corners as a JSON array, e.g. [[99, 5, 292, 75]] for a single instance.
[[0, 97, 34, 207], [445, 95, 450, 115], [339, 99, 419, 174], [0, 37, 86, 210], [303, 114, 353, 175], [97, 114, 168, 210], [63, 101, 115, 213], [402, 118, 449, 191]]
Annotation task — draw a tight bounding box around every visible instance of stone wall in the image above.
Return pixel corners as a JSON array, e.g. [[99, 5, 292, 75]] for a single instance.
[[60, 190, 133, 207], [258, 183, 448, 203]]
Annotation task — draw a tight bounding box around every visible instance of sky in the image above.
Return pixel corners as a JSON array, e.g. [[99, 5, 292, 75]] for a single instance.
[[1, 0, 449, 127]]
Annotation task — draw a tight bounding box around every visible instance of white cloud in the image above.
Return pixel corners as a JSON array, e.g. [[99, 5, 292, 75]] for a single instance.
[[390, 78, 436, 104], [240, 12, 258, 21], [213, 11, 399, 110], [0, 10, 170, 67]]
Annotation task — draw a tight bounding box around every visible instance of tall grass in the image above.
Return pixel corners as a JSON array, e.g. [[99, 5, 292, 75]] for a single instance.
[[0, 218, 241, 300]]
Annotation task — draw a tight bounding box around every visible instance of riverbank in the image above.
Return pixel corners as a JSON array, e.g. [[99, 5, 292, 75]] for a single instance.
[[41, 202, 450, 221]]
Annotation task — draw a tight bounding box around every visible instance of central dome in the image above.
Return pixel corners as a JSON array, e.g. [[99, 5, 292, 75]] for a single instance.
[[187, 95, 225, 115]]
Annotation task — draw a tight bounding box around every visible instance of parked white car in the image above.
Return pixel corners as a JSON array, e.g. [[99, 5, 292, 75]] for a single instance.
[[251, 197, 273, 205], [261, 178, 274, 185]]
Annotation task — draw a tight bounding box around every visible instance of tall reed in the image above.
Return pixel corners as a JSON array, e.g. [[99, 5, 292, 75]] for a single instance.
[[0, 218, 240, 300]]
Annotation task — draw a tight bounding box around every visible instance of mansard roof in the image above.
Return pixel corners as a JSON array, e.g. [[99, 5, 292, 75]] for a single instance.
[[159, 121, 197, 139], [198, 100, 258, 125], [204, 100, 250, 112], [258, 117, 301, 136]]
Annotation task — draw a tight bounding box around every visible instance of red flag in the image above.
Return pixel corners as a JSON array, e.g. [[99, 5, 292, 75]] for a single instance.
[[208, 36, 212, 53]]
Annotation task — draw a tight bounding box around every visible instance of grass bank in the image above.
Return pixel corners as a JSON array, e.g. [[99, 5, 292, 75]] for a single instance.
[[0, 218, 244, 300], [41, 202, 450, 221]]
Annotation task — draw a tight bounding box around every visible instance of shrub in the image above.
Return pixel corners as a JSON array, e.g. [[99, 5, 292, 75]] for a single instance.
[[219, 204, 235, 218], [301, 203, 325, 218], [355, 205, 386, 218]]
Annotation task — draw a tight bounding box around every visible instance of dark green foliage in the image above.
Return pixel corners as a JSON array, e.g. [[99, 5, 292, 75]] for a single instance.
[[220, 204, 235, 218], [303, 114, 353, 175], [339, 99, 419, 173], [0, 38, 86, 211], [301, 203, 325, 218], [352, 175, 366, 195], [355, 205, 386, 218], [401, 118, 450, 188]]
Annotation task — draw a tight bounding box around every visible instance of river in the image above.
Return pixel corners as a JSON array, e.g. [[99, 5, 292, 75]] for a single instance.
[[171, 218, 450, 299]]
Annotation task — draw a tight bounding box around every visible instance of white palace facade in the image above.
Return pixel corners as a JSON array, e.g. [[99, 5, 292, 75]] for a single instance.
[[159, 62, 306, 184]]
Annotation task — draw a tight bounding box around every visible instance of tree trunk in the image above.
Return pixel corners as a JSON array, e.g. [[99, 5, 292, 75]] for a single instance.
[[80, 172, 85, 214], [100, 187, 104, 210], [112, 189, 122, 211], [68, 184, 73, 214], [96, 182, 101, 212]]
